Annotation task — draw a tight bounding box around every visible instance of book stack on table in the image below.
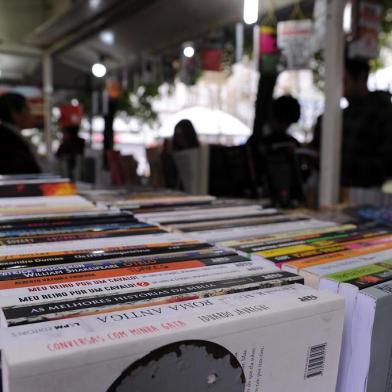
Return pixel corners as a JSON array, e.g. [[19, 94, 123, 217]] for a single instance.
[[0, 179, 348, 391]]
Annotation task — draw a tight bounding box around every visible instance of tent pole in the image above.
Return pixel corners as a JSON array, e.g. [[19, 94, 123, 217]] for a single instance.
[[43, 53, 53, 164], [319, 0, 346, 207]]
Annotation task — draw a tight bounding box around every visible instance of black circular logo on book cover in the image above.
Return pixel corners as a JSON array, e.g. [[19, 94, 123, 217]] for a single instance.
[[107, 340, 245, 392]]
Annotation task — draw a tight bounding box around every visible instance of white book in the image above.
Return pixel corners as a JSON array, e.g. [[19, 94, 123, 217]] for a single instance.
[[0, 196, 91, 206], [188, 220, 335, 243], [1, 284, 344, 392], [136, 205, 266, 221], [318, 261, 392, 392], [347, 281, 392, 392], [138, 207, 275, 224], [114, 195, 215, 207]]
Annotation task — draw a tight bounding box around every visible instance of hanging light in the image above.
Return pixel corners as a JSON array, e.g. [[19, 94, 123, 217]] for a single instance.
[[243, 0, 259, 25], [91, 62, 107, 78], [343, 2, 352, 33], [100, 31, 114, 45], [183, 46, 195, 58], [89, 0, 101, 9]]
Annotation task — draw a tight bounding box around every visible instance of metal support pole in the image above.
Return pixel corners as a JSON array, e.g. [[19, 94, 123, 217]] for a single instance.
[[43, 53, 53, 160], [252, 24, 260, 70], [319, 0, 345, 207], [235, 22, 244, 63]]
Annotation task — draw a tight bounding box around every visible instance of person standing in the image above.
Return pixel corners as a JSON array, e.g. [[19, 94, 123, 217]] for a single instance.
[[0, 93, 41, 174], [312, 59, 392, 188]]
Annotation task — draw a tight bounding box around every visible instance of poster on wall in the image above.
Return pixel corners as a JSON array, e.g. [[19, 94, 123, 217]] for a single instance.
[[277, 19, 313, 70], [349, 0, 383, 59]]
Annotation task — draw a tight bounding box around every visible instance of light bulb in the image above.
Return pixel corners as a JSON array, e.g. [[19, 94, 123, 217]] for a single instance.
[[91, 63, 107, 78], [100, 31, 114, 45], [243, 0, 259, 25], [183, 46, 195, 58]]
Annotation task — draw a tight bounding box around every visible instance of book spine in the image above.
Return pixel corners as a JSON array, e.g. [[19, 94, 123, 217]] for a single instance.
[[0, 226, 164, 247], [1, 271, 303, 326], [0, 259, 276, 307], [219, 224, 356, 249], [0, 222, 143, 238], [241, 228, 389, 253], [284, 242, 392, 271], [0, 243, 216, 270], [1, 284, 323, 343], [260, 235, 392, 264]]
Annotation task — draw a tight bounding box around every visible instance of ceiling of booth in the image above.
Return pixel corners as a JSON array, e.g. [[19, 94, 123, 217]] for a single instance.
[[0, 0, 312, 89]]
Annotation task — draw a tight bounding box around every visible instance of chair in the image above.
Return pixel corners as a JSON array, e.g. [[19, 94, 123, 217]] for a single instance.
[[259, 142, 305, 208]]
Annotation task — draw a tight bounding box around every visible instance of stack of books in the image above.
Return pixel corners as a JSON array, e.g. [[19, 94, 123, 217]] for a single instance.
[[220, 219, 392, 392], [0, 174, 76, 197], [0, 180, 346, 391]]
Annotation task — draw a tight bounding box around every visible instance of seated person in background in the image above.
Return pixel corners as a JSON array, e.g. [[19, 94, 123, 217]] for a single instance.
[[164, 119, 201, 191], [0, 92, 41, 174], [258, 96, 304, 206], [172, 119, 200, 151], [261, 95, 301, 148], [161, 138, 179, 189]]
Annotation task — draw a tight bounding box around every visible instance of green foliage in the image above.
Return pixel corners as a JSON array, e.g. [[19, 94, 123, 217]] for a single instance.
[[117, 84, 160, 127], [381, 1, 392, 35], [313, 3, 392, 89]]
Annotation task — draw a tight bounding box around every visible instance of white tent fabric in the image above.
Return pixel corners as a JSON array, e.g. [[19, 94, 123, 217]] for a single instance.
[[158, 106, 252, 138]]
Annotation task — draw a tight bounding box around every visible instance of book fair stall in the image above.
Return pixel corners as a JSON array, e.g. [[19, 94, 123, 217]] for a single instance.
[[0, 0, 391, 391]]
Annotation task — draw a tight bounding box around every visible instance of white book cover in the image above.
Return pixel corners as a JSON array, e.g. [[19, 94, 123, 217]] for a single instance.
[[188, 220, 335, 243], [347, 281, 392, 392], [0, 196, 91, 206], [139, 207, 276, 225], [136, 205, 268, 221], [319, 260, 392, 392], [1, 284, 344, 392]]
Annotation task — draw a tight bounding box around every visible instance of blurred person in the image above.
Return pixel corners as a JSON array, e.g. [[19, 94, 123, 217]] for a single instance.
[[56, 126, 85, 158], [56, 125, 85, 180], [56, 103, 85, 180], [259, 96, 305, 207], [164, 120, 202, 192], [312, 59, 392, 188], [172, 119, 200, 151], [0, 92, 41, 174], [261, 95, 301, 147], [161, 138, 180, 189]]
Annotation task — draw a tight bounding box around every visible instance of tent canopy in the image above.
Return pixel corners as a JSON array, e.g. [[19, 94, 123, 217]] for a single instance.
[[0, 0, 313, 90]]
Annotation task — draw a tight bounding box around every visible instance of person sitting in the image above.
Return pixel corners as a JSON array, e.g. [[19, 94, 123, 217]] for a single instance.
[[258, 96, 304, 206], [169, 119, 205, 193], [0, 92, 41, 174], [172, 119, 200, 151]]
